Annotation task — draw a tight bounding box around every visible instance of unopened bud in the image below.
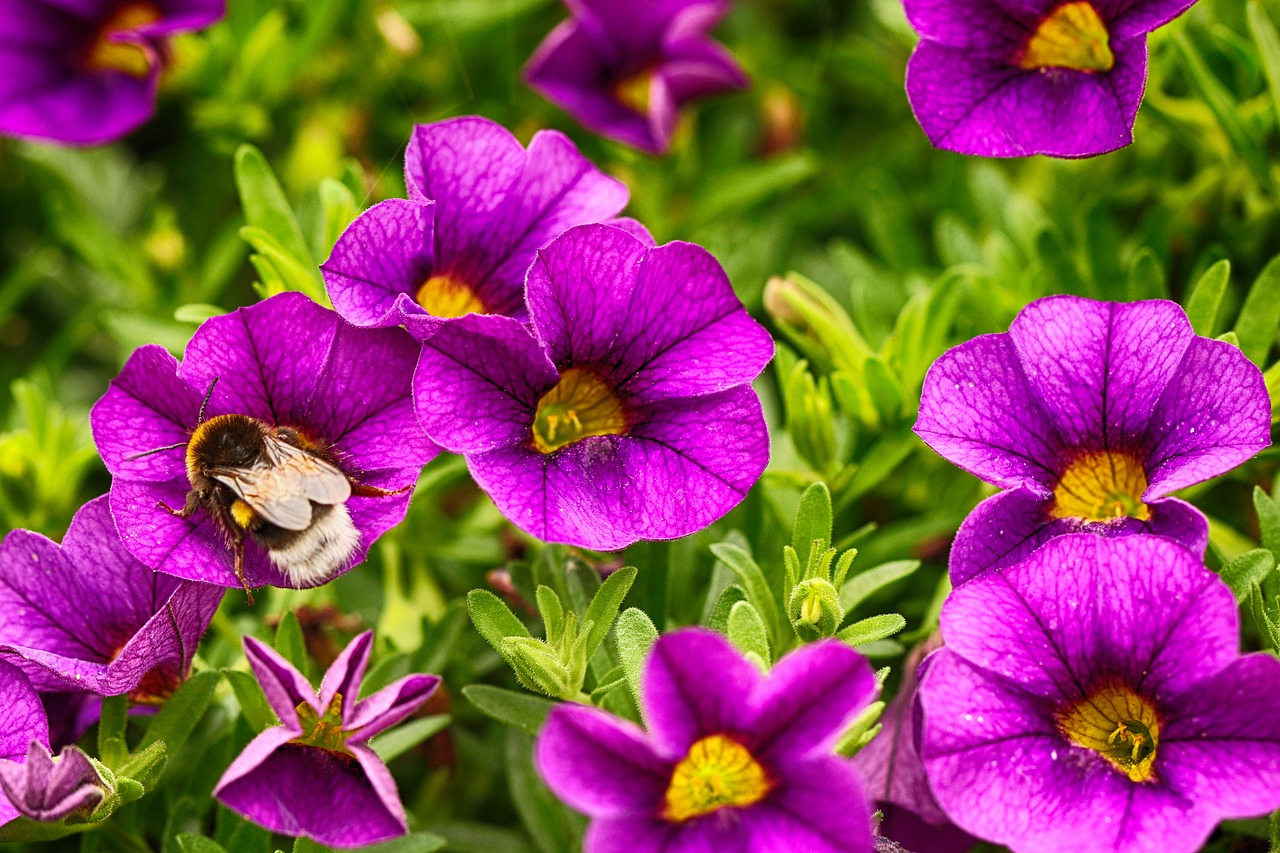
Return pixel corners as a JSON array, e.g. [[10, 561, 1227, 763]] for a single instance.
[[788, 578, 842, 641], [502, 637, 574, 699]]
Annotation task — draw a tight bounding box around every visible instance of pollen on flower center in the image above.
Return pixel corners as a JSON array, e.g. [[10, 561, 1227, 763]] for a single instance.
[[663, 734, 772, 822], [1051, 450, 1151, 522], [84, 2, 163, 79], [1056, 683, 1160, 782], [531, 367, 628, 454], [294, 693, 351, 754], [612, 70, 654, 115], [1016, 1, 1114, 73], [416, 273, 486, 319]]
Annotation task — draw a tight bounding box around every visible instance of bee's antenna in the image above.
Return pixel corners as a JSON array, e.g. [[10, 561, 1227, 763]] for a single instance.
[[198, 377, 219, 425], [125, 442, 187, 461]]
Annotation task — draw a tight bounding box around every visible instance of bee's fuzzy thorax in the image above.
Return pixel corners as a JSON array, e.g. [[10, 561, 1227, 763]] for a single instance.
[[186, 413, 268, 484]]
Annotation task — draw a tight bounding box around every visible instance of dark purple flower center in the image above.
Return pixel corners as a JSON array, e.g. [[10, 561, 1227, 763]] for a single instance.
[[294, 693, 351, 754], [1015, 2, 1114, 73], [84, 3, 163, 79], [416, 272, 486, 319], [1050, 450, 1150, 522], [531, 367, 629, 454], [662, 734, 772, 822], [1055, 683, 1160, 782]]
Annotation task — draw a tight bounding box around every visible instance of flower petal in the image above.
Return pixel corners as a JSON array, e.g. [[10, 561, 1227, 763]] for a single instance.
[[0, 661, 48, 763], [243, 636, 316, 726], [745, 756, 875, 853], [319, 631, 374, 717], [323, 199, 435, 329], [347, 674, 440, 742]]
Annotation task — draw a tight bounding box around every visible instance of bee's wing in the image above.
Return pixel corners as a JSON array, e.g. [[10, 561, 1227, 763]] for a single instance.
[[211, 439, 352, 532]]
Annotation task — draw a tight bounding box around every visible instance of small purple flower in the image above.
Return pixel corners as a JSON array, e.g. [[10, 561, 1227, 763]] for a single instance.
[[0, 496, 222, 703], [851, 637, 977, 853], [215, 631, 439, 849], [525, 0, 749, 154], [915, 295, 1269, 585], [904, 0, 1198, 157], [91, 292, 438, 592], [0, 742, 104, 823], [917, 534, 1280, 853], [535, 629, 877, 852], [0, 660, 51, 828], [414, 223, 772, 550], [322, 116, 630, 336], [0, 0, 225, 146]]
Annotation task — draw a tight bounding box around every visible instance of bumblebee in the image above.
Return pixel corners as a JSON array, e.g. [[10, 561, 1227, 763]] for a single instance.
[[137, 386, 401, 599]]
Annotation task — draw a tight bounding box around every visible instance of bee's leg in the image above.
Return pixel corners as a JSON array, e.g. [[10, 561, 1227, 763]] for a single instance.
[[350, 481, 412, 498], [158, 491, 199, 518], [232, 536, 255, 606]]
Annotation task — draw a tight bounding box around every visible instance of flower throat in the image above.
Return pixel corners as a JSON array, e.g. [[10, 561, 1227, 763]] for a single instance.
[[1051, 450, 1151, 522], [85, 3, 162, 78], [1017, 1, 1114, 73], [531, 368, 628, 454]]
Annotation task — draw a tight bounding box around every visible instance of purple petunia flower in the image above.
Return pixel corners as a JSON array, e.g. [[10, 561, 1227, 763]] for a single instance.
[[322, 116, 630, 336], [851, 636, 977, 853], [535, 629, 877, 852], [917, 534, 1280, 853], [215, 631, 439, 849], [0, 0, 225, 146], [0, 496, 223, 703], [91, 292, 438, 593], [0, 741, 104, 823], [915, 295, 1269, 585], [904, 0, 1198, 157], [0, 660, 51, 828], [525, 0, 749, 154], [414, 223, 772, 551]]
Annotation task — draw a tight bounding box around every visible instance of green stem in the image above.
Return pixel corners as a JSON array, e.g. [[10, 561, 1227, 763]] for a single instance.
[[646, 540, 670, 632], [1270, 809, 1280, 852]]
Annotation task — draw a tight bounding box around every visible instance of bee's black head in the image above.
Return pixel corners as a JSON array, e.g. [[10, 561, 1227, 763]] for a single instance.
[[188, 414, 268, 470]]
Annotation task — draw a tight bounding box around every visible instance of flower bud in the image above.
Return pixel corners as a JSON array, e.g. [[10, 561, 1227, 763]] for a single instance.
[[501, 637, 574, 699], [788, 577, 842, 641], [782, 362, 837, 473]]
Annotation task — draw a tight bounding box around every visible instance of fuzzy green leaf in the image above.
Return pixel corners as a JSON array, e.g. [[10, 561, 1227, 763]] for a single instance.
[[727, 600, 771, 666], [840, 560, 921, 613], [615, 607, 658, 707], [581, 566, 638, 661], [462, 685, 555, 736], [837, 613, 907, 647]]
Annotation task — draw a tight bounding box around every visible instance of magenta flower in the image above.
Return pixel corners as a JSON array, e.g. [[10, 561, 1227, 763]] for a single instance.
[[322, 116, 630, 336], [0, 496, 222, 703], [215, 631, 439, 849], [904, 0, 1198, 157], [915, 295, 1269, 585], [0, 741, 104, 823], [535, 629, 877, 852], [0, 660, 51, 828], [917, 535, 1280, 853], [0, 0, 224, 145], [91, 292, 438, 592], [414, 223, 772, 550], [525, 0, 748, 154]]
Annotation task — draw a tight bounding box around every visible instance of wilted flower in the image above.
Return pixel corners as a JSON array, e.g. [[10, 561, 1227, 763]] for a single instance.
[[0, 742, 103, 823], [0, 0, 225, 145], [0, 660, 50, 828], [215, 631, 440, 849], [536, 629, 877, 852], [915, 295, 1268, 584], [904, 0, 1198, 157], [91, 292, 437, 592], [917, 535, 1280, 853], [322, 116, 630, 336], [525, 0, 749, 154], [0, 496, 222, 703], [414, 223, 772, 550]]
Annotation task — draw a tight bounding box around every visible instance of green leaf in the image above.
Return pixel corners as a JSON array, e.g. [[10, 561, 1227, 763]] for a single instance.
[[273, 610, 312, 680], [234, 144, 316, 270], [792, 482, 833, 571], [319, 178, 360, 256], [1255, 487, 1280, 555], [467, 589, 532, 654], [174, 303, 228, 325], [238, 226, 327, 304], [140, 669, 221, 755], [462, 685, 556, 736], [177, 835, 230, 853], [1248, 1, 1280, 133], [225, 668, 279, 732], [369, 715, 451, 763], [116, 740, 167, 789], [840, 560, 921, 613], [836, 427, 918, 510], [98, 694, 129, 769], [1250, 584, 1280, 653], [615, 607, 658, 707], [706, 584, 749, 635], [727, 601, 771, 666], [1236, 256, 1280, 366], [581, 566, 638, 661], [1219, 549, 1276, 602], [1126, 248, 1166, 301], [1184, 259, 1231, 338], [356, 833, 448, 853], [534, 585, 564, 641], [837, 613, 907, 647], [709, 543, 781, 644]]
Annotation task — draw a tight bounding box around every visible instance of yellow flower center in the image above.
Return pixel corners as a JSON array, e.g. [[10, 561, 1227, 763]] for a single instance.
[[85, 3, 163, 79], [294, 693, 351, 754], [1017, 2, 1115, 73], [1056, 683, 1160, 782], [416, 273, 486, 319], [613, 70, 654, 115], [531, 367, 628, 454], [663, 735, 772, 822], [1051, 451, 1151, 522]]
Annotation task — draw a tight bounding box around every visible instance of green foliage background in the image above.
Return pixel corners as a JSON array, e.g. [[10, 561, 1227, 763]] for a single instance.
[[3, 0, 1280, 850]]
